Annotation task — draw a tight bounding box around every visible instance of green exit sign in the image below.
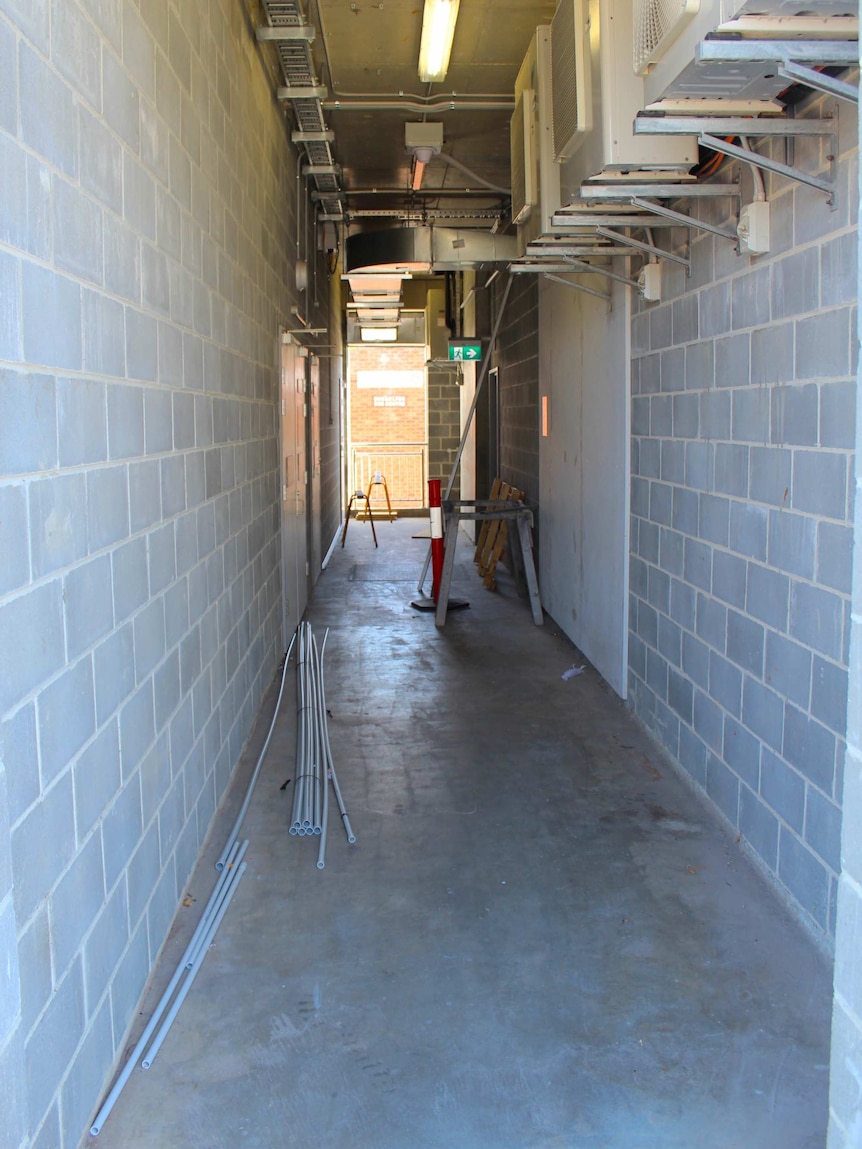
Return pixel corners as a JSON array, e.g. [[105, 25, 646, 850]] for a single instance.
[[448, 341, 482, 362]]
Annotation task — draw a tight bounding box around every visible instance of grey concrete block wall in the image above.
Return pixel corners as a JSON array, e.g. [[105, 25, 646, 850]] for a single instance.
[[0, 1, 325, 1145], [629, 95, 857, 943], [495, 275, 540, 505]]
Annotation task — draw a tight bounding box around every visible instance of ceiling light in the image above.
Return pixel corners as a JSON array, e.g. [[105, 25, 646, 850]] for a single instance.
[[360, 326, 398, 342], [418, 0, 460, 83]]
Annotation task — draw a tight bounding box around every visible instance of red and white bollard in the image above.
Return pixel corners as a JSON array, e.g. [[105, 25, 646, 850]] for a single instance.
[[428, 479, 445, 602]]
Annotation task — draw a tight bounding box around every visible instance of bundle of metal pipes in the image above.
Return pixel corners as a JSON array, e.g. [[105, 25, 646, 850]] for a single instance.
[[290, 620, 356, 869]]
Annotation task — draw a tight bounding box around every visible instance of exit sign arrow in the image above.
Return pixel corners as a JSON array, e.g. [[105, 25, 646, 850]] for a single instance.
[[448, 341, 482, 362]]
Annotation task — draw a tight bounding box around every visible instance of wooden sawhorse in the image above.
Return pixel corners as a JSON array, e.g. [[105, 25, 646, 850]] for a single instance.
[[435, 499, 543, 628]]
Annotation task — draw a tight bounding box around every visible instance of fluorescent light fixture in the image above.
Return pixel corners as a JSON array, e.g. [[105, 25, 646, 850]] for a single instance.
[[418, 0, 460, 83], [360, 326, 398, 342]]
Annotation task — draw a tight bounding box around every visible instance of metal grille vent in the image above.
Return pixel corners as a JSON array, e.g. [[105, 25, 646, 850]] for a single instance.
[[510, 89, 536, 225], [550, 0, 592, 162], [633, 0, 701, 74]]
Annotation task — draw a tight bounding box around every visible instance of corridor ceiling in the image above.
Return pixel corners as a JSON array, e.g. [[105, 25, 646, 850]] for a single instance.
[[284, 0, 556, 228]]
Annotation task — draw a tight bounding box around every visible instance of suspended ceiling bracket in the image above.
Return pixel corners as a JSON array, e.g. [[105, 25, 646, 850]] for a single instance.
[[595, 226, 691, 273], [778, 62, 857, 105], [698, 132, 837, 207]]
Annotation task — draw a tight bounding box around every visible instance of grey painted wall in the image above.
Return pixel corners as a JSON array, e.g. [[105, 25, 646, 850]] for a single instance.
[[627, 94, 857, 940], [0, 1, 328, 1145]]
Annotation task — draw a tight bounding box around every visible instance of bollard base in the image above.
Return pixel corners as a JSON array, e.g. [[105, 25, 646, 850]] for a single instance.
[[410, 595, 470, 612]]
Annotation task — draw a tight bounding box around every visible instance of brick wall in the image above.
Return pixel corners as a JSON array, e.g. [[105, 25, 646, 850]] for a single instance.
[[628, 95, 857, 940], [0, 2, 323, 1145]]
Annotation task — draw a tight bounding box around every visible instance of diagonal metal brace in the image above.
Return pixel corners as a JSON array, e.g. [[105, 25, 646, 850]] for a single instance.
[[777, 61, 858, 105], [543, 273, 611, 302], [561, 256, 640, 289], [699, 133, 834, 203], [629, 197, 738, 241], [595, 226, 691, 270]]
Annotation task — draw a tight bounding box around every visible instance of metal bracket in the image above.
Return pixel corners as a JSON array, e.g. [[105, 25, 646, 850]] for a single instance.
[[698, 132, 836, 207], [695, 39, 858, 66], [634, 115, 837, 137], [630, 196, 738, 241], [256, 25, 316, 42], [277, 84, 328, 101], [580, 182, 739, 200], [559, 257, 641, 290], [778, 61, 858, 105], [595, 226, 691, 271]]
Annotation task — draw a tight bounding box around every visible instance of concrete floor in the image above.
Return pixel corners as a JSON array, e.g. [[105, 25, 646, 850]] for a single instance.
[[94, 518, 833, 1149]]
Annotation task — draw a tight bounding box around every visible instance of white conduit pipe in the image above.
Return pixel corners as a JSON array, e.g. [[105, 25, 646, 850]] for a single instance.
[[141, 859, 248, 1069], [315, 632, 330, 869], [318, 629, 356, 845], [89, 840, 244, 1136], [216, 632, 297, 870]]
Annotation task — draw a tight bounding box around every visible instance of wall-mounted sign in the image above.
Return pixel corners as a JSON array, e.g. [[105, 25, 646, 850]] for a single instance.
[[373, 396, 407, 407], [448, 341, 482, 362]]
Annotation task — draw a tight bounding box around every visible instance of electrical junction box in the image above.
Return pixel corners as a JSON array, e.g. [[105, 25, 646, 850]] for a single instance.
[[737, 201, 771, 255], [639, 261, 663, 302], [405, 122, 443, 154]]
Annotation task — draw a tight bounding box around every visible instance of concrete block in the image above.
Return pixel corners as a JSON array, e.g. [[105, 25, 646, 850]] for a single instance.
[[147, 855, 179, 961], [729, 502, 767, 561], [93, 622, 134, 725], [686, 441, 714, 491], [727, 609, 764, 677], [633, 312, 649, 354], [760, 748, 804, 832], [73, 717, 121, 839], [119, 679, 155, 778], [58, 377, 107, 467], [102, 775, 143, 889], [650, 482, 672, 527], [796, 309, 851, 381], [749, 445, 792, 507], [806, 786, 841, 873], [673, 392, 698, 438], [790, 580, 844, 661], [714, 443, 749, 498], [153, 649, 180, 733], [123, 0, 155, 97], [194, 395, 213, 445], [148, 522, 176, 597], [199, 601, 219, 666], [739, 786, 779, 869], [821, 230, 856, 308], [672, 294, 698, 344], [176, 510, 199, 575], [697, 593, 726, 653], [142, 244, 170, 316], [37, 656, 96, 785], [0, 17, 16, 133], [811, 656, 848, 737], [715, 333, 750, 388], [126, 821, 160, 929], [161, 455, 186, 519], [0, 483, 29, 596], [164, 579, 189, 650], [768, 509, 815, 580], [746, 562, 789, 631], [778, 827, 830, 928], [770, 385, 817, 448], [723, 714, 761, 788], [0, 579, 65, 715], [126, 308, 158, 382], [699, 494, 729, 547], [683, 537, 711, 593], [682, 632, 709, 689], [22, 262, 82, 370], [659, 528, 683, 577], [784, 703, 835, 793], [20, 42, 78, 177], [694, 688, 723, 752], [11, 770, 75, 926], [772, 246, 819, 320], [820, 380, 856, 450], [638, 437, 660, 479], [742, 675, 784, 751], [818, 521, 852, 595], [660, 440, 684, 484], [170, 261, 195, 329], [112, 535, 148, 621], [751, 322, 794, 386], [658, 615, 681, 668], [24, 958, 85, 1132], [104, 214, 140, 302], [670, 577, 695, 630], [110, 918, 149, 1050], [159, 321, 184, 387], [660, 346, 685, 391], [765, 631, 811, 709], [629, 632, 647, 680], [1, 701, 39, 823], [646, 647, 668, 700], [650, 395, 672, 437], [17, 902, 51, 1035], [52, 0, 102, 106], [64, 554, 114, 661], [712, 550, 746, 608], [732, 265, 771, 330], [103, 43, 140, 151], [0, 249, 19, 361], [158, 772, 186, 864], [685, 339, 714, 391], [79, 107, 123, 213], [50, 829, 105, 977], [87, 464, 130, 552], [123, 152, 156, 240], [53, 179, 103, 285], [60, 997, 114, 1147], [129, 459, 162, 533], [107, 383, 144, 460], [83, 289, 126, 378], [169, 695, 194, 770], [673, 488, 698, 537], [632, 476, 649, 519], [731, 387, 769, 444], [706, 752, 739, 823], [699, 281, 730, 338], [173, 392, 195, 451], [134, 596, 166, 681]]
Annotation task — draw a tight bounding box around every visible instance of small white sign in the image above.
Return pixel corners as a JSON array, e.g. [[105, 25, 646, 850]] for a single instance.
[[373, 395, 406, 407]]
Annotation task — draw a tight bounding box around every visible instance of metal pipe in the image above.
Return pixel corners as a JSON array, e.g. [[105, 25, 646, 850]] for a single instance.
[[315, 632, 330, 869], [216, 634, 296, 870], [89, 840, 242, 1136], [324, 98, 514, 112], [141, 860, 248, 1069], [186, 841, 249, 969]]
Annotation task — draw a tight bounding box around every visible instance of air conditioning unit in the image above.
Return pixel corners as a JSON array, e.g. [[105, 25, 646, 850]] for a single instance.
[[550, 0, 593, 159], [511, 27, 561, 252], [510, 88, 536, 225], [641, 0, 857, 109]]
